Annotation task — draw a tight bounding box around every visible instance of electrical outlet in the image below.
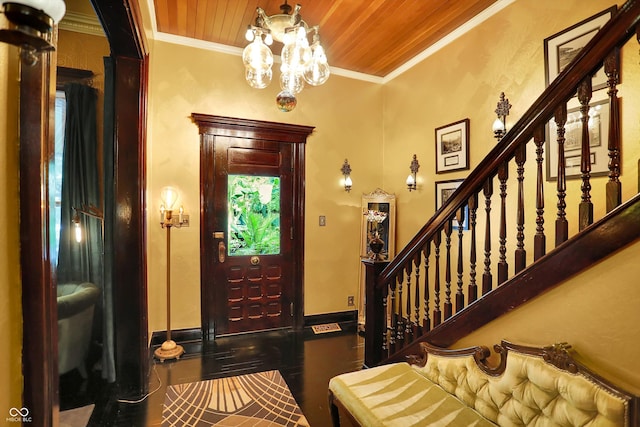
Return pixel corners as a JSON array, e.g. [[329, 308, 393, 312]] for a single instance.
[[347, 295, 355, 306], [319, 215, 326, 226]]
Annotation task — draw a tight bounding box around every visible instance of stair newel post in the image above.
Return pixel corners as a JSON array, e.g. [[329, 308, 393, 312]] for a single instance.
[[605, 49, 621, 212], [433, 230, 442, 327], [444, 220, 453, 320], [533, 126, 546, 260], [468, 193, 478, 303], [578, 77, 593, 231], [515, 143, 527, 274], [363, 258, 389, 368], [555, 103, 569, 246], [422, 242, 431, 333], [413, 254, 422, 337], [482, 178, 493, 295], [497, 161, 509, 285], [455, 206, 465, 312]]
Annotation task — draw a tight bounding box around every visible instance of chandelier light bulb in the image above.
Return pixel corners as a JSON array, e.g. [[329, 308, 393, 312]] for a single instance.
[[242, 37, 273, 71], [280, 71, 304, 94], [303, 43, 330, 86], [246, 67, 273, 89], [245, 26, 255, 42]]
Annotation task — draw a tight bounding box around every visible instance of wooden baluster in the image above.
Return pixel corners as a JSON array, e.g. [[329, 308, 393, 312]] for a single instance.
[[555, 104, 569, 246], [514, 144, 526, 274], [605, 49, 621, 212], [388, 280, 396, 354], [444, 221, 453, 319], [578, 78, 593, 231], [423, 242, 431, 332], [456, 206, 465, 312], [433, 230, 442, 327], [381, 290, 388, 355], [404, 263, 413, 343], [533, 126, 546, 260], [468, 193, 478, 303], [482, 178, 493, 294], [413, 254, 422, 337], [395, 271, 404, 348], [498, 162, 509, 285]]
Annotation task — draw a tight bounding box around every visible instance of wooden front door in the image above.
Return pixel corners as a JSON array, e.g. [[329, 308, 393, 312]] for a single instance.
[[194, 114, 314, 339]]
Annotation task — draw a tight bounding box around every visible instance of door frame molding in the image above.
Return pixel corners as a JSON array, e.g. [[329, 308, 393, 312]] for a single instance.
[[20, 1, 149, 423], [192, 114, 314, 340]]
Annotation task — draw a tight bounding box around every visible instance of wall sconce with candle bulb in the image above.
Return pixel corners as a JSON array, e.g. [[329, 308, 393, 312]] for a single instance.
[[156, 186, 189, 362], [406, 154, 420, 191], [492, 92, 512, 141], [341, 159, 352, 192]]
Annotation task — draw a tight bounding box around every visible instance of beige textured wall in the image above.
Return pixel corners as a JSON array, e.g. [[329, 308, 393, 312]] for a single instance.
[[145, 40, 383, 333], [0, 38, 23, 415]]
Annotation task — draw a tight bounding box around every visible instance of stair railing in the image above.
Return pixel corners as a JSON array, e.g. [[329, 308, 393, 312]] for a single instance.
[[363, 0, 640, 368]]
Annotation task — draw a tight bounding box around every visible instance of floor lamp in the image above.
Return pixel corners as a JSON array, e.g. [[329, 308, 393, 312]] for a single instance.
[[155, 186, 188, 362]]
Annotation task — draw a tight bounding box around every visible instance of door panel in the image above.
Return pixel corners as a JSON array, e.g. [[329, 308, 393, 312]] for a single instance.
[[194, 114, 314, 341], [209, 137, 292, 335]]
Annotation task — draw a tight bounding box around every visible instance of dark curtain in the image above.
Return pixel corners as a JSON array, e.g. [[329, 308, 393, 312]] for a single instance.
[[56, 81, 115, 383], [57, 83, 102, 286], [101, 57, 117, 383]]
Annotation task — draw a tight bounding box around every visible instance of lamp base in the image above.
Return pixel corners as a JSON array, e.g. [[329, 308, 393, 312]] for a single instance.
[[154, 339, 184, 362]]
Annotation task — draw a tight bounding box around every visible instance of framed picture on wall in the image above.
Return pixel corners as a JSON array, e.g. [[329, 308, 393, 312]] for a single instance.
[[435, 179, 468, 230], [435, 119, 470, 174], [544, 6, 617, 90]]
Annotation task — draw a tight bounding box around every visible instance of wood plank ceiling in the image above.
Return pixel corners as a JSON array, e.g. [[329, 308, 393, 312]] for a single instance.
[[153, 0, 498, 77]]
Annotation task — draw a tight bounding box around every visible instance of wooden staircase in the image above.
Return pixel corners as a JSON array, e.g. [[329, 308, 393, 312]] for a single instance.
[[363, 0, 640, 368]]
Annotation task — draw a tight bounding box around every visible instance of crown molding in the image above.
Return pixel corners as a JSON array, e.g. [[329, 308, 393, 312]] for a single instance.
[[59, 10, 105, 37]]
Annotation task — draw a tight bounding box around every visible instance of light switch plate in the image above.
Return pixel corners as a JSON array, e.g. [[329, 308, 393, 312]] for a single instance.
[[319, 215, 326, 226]]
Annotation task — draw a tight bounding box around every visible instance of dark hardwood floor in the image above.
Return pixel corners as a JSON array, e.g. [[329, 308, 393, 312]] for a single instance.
[[74, 324, 363, 426]]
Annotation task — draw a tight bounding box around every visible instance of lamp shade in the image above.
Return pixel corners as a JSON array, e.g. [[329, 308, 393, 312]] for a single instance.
[[2, 0, 66, 23], [161, 187, 179, 210]]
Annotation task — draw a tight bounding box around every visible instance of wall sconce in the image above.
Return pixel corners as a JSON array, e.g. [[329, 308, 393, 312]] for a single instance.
[[341, 159, 352, 192], [0, 1, 66, 65], [156, 186, 189, 362], [492, 92, 512, 141], [406, 154, 420, 191], [72, 204, 104, 243]]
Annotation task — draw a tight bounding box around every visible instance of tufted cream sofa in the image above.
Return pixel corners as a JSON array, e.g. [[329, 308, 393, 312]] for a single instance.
[[328, 341, 638, 426]]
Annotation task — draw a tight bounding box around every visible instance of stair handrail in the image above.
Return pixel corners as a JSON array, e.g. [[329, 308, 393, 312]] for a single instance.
[[378, 0, 640, 287]]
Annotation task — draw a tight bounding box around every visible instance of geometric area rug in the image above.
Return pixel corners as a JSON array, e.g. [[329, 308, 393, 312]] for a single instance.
[[162, 370, 310, 426]]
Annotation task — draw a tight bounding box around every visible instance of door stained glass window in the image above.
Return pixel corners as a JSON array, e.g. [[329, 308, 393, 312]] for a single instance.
[[228, 175, 280, 256]]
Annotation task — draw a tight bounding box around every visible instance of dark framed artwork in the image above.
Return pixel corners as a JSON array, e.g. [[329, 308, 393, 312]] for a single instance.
[[435, 179, 468, 230], [544, 6, 617, 90], [435, 118, 469, 174]]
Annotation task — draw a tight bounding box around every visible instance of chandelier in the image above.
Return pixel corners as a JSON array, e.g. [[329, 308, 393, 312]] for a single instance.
[[243, 1, 330, 112]]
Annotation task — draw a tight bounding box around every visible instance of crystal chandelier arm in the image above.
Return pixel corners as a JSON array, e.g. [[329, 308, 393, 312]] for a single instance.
[[291, 4, 302, 26]]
